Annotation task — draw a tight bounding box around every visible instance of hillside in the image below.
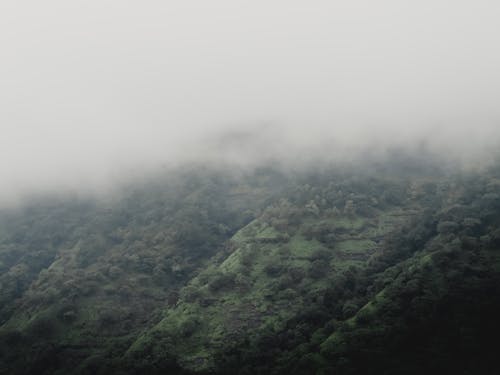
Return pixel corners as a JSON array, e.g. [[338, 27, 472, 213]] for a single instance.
[[1, 161, 500, 374]]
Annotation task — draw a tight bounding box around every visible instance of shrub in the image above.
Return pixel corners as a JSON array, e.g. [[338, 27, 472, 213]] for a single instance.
[[208, 272, 236, 292]]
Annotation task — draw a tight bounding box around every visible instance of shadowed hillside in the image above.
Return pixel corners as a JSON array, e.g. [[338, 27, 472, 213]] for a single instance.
[[1, 159, 500, 375]]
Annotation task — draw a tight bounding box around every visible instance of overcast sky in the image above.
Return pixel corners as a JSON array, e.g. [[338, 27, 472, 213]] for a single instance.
[[1, 1, 500, 201]]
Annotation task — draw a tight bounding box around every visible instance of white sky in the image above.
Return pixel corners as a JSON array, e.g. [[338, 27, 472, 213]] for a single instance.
[[1, 1, 500, 200]]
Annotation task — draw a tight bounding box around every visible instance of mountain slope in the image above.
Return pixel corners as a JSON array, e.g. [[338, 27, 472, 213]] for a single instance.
[[1, 162, 500, 375]]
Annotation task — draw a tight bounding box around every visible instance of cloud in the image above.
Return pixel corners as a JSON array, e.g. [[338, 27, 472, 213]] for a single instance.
[[0, 1, 500, 202]]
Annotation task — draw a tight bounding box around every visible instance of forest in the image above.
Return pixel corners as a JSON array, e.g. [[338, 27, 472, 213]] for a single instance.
[[1, 155, 499, 375]]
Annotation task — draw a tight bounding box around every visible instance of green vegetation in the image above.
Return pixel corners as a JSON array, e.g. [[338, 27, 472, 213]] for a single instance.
[[1, 160, 500, 374]]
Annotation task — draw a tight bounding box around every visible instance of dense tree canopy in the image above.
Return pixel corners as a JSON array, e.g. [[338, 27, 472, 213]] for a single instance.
[[1, 159, 499, 375]]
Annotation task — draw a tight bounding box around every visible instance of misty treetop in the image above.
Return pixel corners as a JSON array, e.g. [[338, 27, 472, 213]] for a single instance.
[[0, 158, 500, 374]]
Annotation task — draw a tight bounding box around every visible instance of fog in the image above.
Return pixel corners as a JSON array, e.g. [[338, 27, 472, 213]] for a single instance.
[[1, 1, 500, 203]]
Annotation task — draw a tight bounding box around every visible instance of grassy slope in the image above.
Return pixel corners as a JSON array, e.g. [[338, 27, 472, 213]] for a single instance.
[[1, 165, 500, 374], [0, 168, 285, 375], [126, 205, 416, 372]]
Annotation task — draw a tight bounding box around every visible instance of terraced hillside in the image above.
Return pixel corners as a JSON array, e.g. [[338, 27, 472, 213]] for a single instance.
[[1, 162, 500, 375], [127, 203, 421, 372]]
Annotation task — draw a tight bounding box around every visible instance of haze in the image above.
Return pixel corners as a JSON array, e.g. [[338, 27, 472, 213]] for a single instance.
[[1, 0, 500, 202]]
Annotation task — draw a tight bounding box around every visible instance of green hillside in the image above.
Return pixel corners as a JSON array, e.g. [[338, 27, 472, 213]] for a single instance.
[[1, 161, 500, 374]]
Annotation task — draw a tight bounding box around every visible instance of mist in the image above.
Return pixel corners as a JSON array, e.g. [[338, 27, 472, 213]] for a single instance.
[[1, 0, 500, 203]]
